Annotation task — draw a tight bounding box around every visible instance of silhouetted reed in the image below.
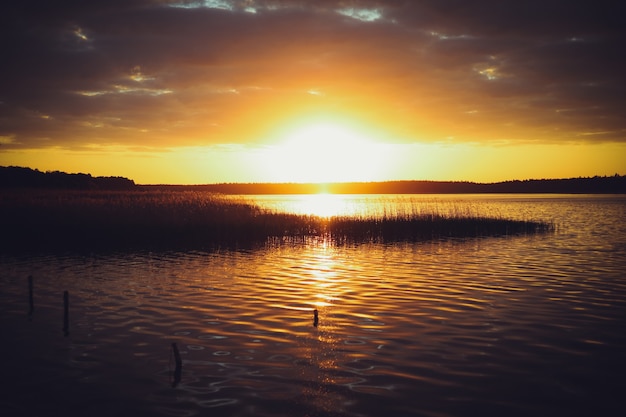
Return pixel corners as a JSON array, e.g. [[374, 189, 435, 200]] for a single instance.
[[0, 190, 553, 253], [327, 213, 553, 244]]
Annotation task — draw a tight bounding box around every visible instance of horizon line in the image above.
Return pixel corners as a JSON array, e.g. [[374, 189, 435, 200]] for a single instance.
[[138, 174, 625, 187]]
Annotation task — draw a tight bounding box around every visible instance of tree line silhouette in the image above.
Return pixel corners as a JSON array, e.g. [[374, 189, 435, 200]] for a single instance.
[[1, 166, 624, 193], [149, 175, 626, 194], [0, 166, 135, 190]]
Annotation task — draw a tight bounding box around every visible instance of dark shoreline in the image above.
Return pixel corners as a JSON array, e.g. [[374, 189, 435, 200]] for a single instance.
[[142, 176, 626, 194], [2, 166, 625, 194]]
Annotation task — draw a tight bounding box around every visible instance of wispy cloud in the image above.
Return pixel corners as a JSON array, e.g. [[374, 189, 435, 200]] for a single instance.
[[1, 0, 624, 152]]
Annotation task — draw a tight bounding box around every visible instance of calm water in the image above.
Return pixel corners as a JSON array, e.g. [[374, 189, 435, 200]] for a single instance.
[[1, 194, 625, 417]]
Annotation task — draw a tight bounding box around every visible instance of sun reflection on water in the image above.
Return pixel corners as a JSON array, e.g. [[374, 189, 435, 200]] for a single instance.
[[308, 248, 340, 308], [300, 193, 352, 217], [254, 193, 371, 218], [298, 243, 348, 413]]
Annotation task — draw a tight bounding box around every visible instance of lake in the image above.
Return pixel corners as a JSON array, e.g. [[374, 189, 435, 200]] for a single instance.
[[1, 194, 625, 416]]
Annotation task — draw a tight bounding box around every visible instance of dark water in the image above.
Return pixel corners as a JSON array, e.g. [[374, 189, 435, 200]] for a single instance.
[[1, 195, 625, 416]]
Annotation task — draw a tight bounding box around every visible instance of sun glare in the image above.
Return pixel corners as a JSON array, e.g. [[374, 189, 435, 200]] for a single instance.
[[260, 120, 391, 183], [288, 193, 353, 217]]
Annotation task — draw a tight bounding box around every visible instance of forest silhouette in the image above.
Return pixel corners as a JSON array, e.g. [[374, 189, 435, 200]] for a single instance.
[[1, 166, 624, 193]]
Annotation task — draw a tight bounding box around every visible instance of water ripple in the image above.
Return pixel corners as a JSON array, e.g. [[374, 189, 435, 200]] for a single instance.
[[1, 196, 625, 416]]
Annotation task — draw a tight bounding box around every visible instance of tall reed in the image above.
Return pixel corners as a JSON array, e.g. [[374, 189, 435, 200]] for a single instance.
[[0, 190, 553, 253]]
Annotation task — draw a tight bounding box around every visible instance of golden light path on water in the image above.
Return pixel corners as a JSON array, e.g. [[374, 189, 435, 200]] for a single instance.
[[247, 193, 421, 218], [246, 193, 504, 219], [261, 193, 364, 218]]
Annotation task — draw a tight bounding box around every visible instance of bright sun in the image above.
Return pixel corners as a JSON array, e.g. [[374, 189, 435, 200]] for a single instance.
[[260, 120, 391, 183]]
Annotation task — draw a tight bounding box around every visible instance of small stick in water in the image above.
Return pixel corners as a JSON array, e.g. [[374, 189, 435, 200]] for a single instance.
[[313, 309, 319, 327], [171, 342, 182, 387], [28, 275, 34, 316], [63, 291, 69, 336]]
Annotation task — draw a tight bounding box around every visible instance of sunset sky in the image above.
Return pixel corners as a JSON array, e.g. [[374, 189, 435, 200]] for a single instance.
[[1, 1, 625, 184]]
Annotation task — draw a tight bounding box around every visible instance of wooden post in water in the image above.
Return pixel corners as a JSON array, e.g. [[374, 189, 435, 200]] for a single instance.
[[63, 291, 69, 337], [28, 275, 34, 316], [313, 309, 319, 327], [171, 342, 182, 387]]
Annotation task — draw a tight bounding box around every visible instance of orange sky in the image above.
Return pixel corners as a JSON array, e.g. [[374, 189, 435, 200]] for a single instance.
[[1, 1, 625, 184]]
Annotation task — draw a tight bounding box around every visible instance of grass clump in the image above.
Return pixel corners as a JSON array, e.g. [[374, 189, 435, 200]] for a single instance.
[[0, 190, 553, 253], [327, 213, 552, 244]]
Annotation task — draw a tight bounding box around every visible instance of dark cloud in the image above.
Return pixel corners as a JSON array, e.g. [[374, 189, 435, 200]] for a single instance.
[[1, 0, 625, 150]]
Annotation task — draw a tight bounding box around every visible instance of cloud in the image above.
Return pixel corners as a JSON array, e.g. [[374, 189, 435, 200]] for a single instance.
[[1, 0, 625, 152]]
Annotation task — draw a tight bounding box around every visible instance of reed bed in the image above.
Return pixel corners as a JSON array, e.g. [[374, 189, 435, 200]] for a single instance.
[[327, 213, 551, 244], [0, 190, 553, 253]]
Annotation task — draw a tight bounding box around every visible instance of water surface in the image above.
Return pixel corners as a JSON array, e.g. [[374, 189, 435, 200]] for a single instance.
[[1, 195, 625, 416]]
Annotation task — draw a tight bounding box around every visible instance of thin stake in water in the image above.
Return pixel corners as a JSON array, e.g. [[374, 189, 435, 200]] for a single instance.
[[171, 342, 182, 387], [28, 275, 34, 316], [63, 291, 69, 337]]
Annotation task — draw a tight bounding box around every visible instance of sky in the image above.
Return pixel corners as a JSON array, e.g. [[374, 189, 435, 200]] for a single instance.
[[1, 0, 625, 184]]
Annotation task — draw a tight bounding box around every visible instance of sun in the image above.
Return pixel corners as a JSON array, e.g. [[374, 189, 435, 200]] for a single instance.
[[259, 119, 392, 183]]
